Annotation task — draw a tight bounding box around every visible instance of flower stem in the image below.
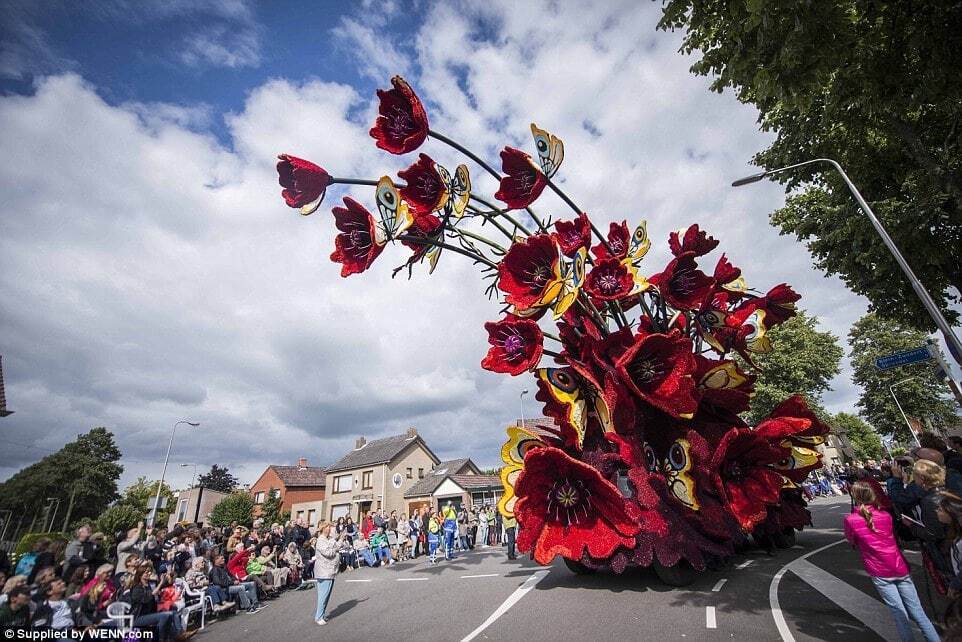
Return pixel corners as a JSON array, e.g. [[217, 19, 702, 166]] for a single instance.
[[543, 348, 563, 359], [331, 177, 378, 187], [450, 227, 506, 253], [465, 205, 514, 241], [395, 234, 499, 270], [470, 195, 533, 237], [543, 331, 563, 344]]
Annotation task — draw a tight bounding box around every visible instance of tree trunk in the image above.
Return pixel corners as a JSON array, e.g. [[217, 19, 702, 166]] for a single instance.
[[61, 484, 78, 533]]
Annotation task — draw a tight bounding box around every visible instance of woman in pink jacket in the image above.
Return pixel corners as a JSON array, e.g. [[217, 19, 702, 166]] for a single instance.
[[844, 481, 940, 642]]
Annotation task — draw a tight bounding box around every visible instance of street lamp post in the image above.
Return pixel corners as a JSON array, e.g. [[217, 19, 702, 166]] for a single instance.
[[889, 377, 921, 448], [733, 158, 962, 366], [148, 420, 199, 528], [180, 463, 198, 523], [520, 389, 529, 429]]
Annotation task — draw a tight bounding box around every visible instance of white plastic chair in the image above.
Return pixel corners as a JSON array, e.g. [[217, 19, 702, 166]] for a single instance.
[[175, 578, 211, 630]]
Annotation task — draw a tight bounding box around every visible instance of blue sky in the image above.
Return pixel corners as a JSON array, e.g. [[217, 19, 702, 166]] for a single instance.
[[1, 0, 897, 490]]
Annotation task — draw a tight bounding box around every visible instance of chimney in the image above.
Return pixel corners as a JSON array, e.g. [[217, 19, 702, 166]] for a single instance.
[[406, 427, 417, 438], [297, 457, 308, 469], [355, 437, 367, 449]]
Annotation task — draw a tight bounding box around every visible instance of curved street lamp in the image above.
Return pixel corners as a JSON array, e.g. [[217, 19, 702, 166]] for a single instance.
[[733, 158, 962, 367], [148, 420, 199, 527]]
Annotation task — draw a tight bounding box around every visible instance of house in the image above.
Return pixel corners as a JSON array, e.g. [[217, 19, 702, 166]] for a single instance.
[[324, 428, 439, 522], [249, 457, 327, 518], [404, 458, 502, 513], [167, 487, 229, 529]]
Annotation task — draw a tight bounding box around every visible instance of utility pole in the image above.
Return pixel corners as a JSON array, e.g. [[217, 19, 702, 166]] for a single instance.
[[62, 483, 80, 533]]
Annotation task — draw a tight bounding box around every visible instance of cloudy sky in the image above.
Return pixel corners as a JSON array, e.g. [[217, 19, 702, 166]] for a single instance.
[[0, 0, 884, 490]]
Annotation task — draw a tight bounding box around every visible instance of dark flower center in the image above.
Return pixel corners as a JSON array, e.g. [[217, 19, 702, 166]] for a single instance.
[[386, 105, 416, 139], [547, 478, 591, 526], [610, 239, 625, 253], [597, 273, 620, 294], [724, 460, 744, 481], [669, 265, 699, 295], [628, 355, 664, 386], [526, 264, 550, 287], [502, 333, 525, 357]]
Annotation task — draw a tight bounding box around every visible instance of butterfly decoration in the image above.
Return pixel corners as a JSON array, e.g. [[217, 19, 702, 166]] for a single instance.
[[537, 246, 587, 319], [698, 361, 748, 392], [624, 221, 651, 266], [530, 123, 564, 179], [373, 176, 414, 245], [497, 425, 554, 519], [663, 439, 700, 510], [535, 367, 614, 448], [438, 163, 471, 219], [722, 275, 749, 295], [742, 309, 772, 353], [772, 441, 821, 481]]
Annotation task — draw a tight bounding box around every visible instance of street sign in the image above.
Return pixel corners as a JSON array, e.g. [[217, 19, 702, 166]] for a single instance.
[[875, 346, 933, 370]]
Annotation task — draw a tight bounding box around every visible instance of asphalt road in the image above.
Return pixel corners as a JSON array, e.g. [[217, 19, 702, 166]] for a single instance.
[[196, 495, 940, 641]]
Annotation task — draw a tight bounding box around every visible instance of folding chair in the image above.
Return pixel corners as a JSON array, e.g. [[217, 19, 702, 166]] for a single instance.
[[175, 578, 212, 630]]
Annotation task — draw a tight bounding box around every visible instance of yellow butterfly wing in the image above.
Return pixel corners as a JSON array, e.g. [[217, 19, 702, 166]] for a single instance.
[[664, 439, 699, 510], [374, 176, 413, 245], [625, 220, 651, 265], [743, 309, 772, 353], [536, 368, 587, 446], [530, 123, 564, 178], [550, 247, 586, 319], [698, 361, 748, 391], [497, 424, 548, 519], [450, 164, 471, 218]]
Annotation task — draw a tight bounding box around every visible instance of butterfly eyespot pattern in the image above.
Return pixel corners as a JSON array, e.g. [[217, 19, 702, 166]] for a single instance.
[[668, 441, 688, 471], [374, 176, 413, 246], [644, 444, 658, 473], [530, 123, 564, 179]]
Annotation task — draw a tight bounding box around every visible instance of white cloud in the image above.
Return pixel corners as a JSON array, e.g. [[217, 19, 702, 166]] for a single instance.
[[0, 0, 872, 490], [180, 27, 261, 69]]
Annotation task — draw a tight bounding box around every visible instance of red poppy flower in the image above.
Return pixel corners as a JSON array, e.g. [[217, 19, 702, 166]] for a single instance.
[[668, 224, 718, 257], [481, 315, 544, 376], [584, 258, 634, 301], [553, 212, 592, 257], [766, 395, 831, 443], [495, 147, 547, 210], [614, 330, 698, 418], [592, 221, 630, 261], [398, 213, 444, 263], [329, 197, 385, 277], [497, 234, 560, 310], [514, 447, 640, 565], [276, 154, 332, 211], [758, 283, 800, 326], [369, 76, 429, 155], [712, 254, 741, 286], [649, 252, 715, 311], [710, 428, 787, 531], [397, 154, 448, 216]]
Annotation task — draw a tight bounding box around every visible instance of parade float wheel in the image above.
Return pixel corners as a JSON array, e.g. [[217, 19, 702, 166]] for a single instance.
[[773, 528, 796, 549], [652, 559, 696, 587], [564, 559, 596, 575]]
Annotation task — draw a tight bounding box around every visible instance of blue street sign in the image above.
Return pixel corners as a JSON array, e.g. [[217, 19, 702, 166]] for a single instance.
[[875, 346, 933, 371]]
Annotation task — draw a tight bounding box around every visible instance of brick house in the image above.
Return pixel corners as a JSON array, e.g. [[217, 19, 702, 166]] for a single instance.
[[249, 457, 327, 518], [404, 459, 502, 513], [324, 428, 439, 522]]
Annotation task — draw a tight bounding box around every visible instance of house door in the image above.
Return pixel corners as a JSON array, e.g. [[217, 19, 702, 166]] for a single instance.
[[357, 501, 372, 522]]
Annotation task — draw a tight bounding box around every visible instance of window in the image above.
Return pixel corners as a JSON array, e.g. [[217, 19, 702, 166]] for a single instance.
[[330, 504, 350, 521], [362, 470, 373, 489], [254, 491, 265, 504], [295, 510, 304, 521], [177, 499, 188, 521], [270, 488, 281, 499], [406, 467, 413, 479], [418, 467, 424, 479], [333, 474, 352, 493], [307, 509, 316, 526]]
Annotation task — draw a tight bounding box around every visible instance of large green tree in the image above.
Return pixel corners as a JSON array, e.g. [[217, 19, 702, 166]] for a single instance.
[[849, 313, 957, 441], [659, 1, 962, 330], [119, 477, 175, 527], [833, 412, 884, 461], [740, 310, 844, 424], [197, 465, 239, 494], [0, 427, 123, 533], [209, 492, 254, 528]]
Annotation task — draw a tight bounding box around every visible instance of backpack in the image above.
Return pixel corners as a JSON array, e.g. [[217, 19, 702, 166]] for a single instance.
[[15, 552, 38, 577]]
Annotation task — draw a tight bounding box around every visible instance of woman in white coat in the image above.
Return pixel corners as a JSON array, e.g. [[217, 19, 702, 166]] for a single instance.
[[311, 522, 347, 625]]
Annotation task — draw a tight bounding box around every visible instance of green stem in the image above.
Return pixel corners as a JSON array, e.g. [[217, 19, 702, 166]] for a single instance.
[[470, 195, 533, 237], [465, 205, 514, 241], [395, 234, 498, 270], [450, 228, 506, 253], [543, 331, 563, 344], [543, 348, 563, 359]]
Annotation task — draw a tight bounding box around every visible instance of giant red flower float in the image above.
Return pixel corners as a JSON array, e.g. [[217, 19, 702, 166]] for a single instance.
[[515, 447, 640, 565], [275, 74, 821, 581]]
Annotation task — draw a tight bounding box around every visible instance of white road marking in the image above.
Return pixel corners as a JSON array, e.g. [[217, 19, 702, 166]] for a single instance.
[[736, 560, 753, 569], [711, 579, 727, 592], [768, 539, 845, 642], [460, 570, 550, 642], [396, 577, 430, 582], [706, 606, 717, 629], [461, 573, 499, 579], [345, 579, 373, 583]]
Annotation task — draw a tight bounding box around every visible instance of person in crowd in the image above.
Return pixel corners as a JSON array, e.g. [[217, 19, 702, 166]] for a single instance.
[[947, 437, 962, 474], [256, 545, 290, 588], [397, 513, 411, 561], [282, 542, 304, 585], [352, 535, 377, 567], [77, 564, 116, 626], [938, 491, 962, 595], [310, 522, 346, 626], [903, 460, 949, 576], [119, 565, 193, 642], [427, 512, 441, 564], [468, 508, 478, 548], [441, 501, 458, 560], [388, 511, 398, 534], [31, 576, 73, 630], [504, 513, 518, 560], [343, 517, 357, 543], [185, 556, 232, 613], [361, 511, 376, 540], [490, 508, 500, 545], [65, 565, 90, 598], [0, 585, 33, 627], [228, 543, 272, 598], [15, 538, 54, 586], [115, 521, 144, 579], [29, 565, 56, 608], [844, 481, 940, 642], [370, 527, 395, 566], [334, 517, 346, 537], [457, 507, 469, 551], [209, 554, 261, 614], [143, 531, 164, 570], [62, 524, 94, 580], [1, 575, 27, 608], [408, 512, 421, 558], [477, 507, 489, 548]]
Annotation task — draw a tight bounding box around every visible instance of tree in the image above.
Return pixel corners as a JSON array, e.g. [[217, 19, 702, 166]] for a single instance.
[[0, 427, 123, 533], [739, 311, 844, 424], [849, 313, 957, 441], [658, 1, 962, 330], [833, 412, 883, 461], [119, 477, 175, 527], [196, 465, 239, 493], [259, 488, 287, 526], [95, 504, 143, 540], [209, 492, 254, 528]]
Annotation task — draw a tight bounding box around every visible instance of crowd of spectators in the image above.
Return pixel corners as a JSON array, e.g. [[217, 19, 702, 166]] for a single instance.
[[0, 501, 517, 637]]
